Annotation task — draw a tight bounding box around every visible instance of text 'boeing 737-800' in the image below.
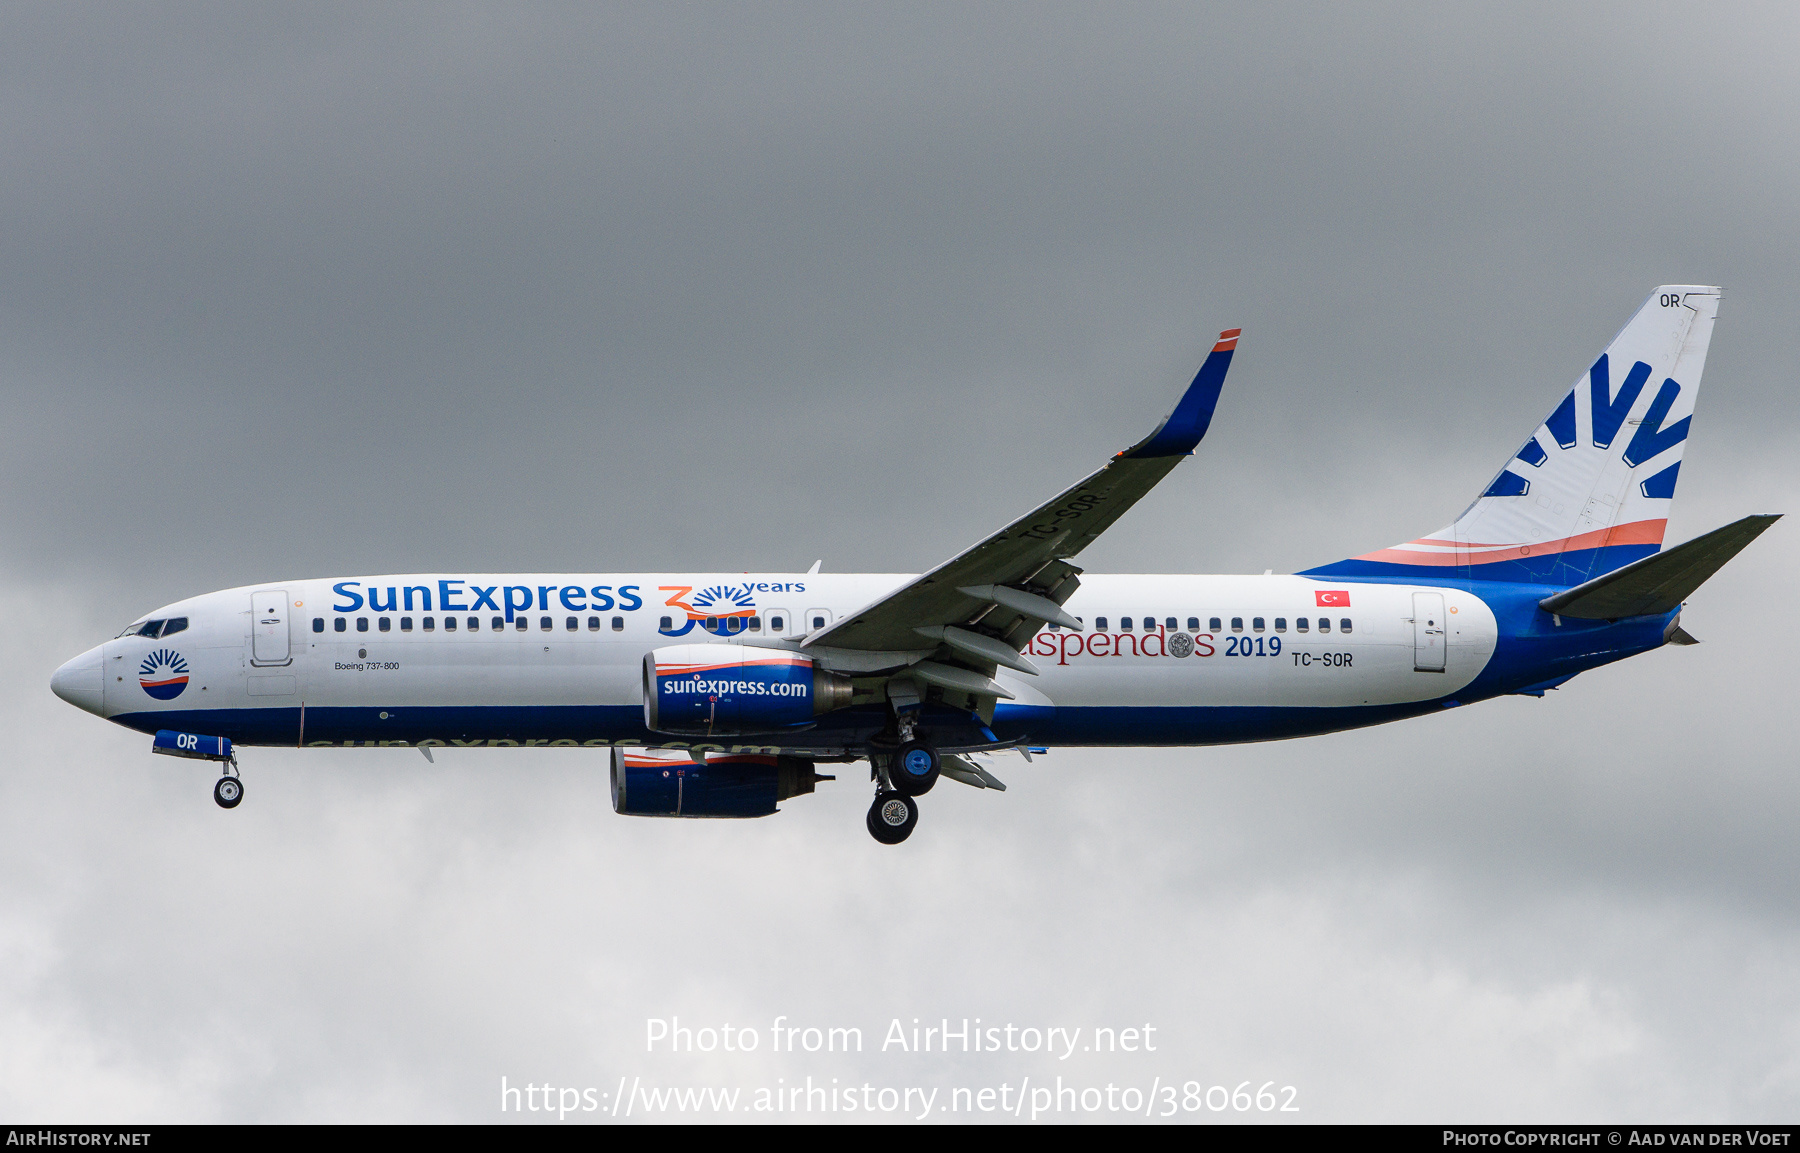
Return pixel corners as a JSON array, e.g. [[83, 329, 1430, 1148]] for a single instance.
[[51, 286, 1778, 843]]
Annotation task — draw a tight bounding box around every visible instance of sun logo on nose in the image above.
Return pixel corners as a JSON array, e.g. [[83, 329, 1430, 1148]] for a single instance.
[[138, 648, 190, 700]]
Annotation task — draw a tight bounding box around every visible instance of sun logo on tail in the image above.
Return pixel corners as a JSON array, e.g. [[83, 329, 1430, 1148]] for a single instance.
[[138, 648, 190, 700]]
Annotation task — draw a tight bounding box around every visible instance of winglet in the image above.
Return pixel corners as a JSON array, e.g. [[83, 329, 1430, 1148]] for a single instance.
[[1119, 329, 1240, 459]]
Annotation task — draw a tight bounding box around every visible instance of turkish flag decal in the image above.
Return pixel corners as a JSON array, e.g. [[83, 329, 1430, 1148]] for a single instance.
[[1315, 590, 1351, 607]]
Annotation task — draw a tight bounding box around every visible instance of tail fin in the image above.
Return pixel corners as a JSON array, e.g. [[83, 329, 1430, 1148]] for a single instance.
[[1304, 285, 1721, 586]]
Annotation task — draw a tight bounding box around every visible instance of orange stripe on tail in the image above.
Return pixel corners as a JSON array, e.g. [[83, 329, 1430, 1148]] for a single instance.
[[1353, 519, 1667, 567]]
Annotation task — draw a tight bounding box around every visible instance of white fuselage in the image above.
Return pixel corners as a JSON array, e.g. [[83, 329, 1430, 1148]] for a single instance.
[[58, 572, 1498, 754]]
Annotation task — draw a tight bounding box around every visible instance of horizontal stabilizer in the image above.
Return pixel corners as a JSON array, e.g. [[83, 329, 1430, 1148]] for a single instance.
[[1540, 514, 1780, 620]]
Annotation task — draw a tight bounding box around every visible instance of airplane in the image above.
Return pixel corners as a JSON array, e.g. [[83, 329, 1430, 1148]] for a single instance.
[[50, 285, 1778, 844]]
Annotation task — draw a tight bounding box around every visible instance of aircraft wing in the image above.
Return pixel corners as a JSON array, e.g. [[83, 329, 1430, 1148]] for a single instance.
[[804, 330, 1240, 670]]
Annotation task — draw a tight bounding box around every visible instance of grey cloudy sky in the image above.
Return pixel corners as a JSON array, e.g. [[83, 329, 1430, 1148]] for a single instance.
[[3, 1, 1799, 1123]]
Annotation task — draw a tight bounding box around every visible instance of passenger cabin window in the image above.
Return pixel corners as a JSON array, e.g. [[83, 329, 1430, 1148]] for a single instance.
[[423, 617, 435, 631], [1095, 616, 1109, 631], [660, 616, 672, 630], [748, 615, 762, 631], [611, 616, 624, 631], [445, 616, 457, 631], [516, 618, 528, 631], [1165, 617, 1177, 630], [1252, 617, 1265, 632], [565, 616, 578, 631], [492, 616, 505, 631], [1120, 617, 1133, 631], [162, 618, 188, 636], [379, 617, 391, 632], [1209, 617, 1222, 632], [1296, 617, 1309, 632], [1274, 617, 1287, 632], [1048, 621, 1062, 631], [356, 618, 369, 632], [1318, 618, 1331, 633], [1187, 617, 1200, 631], [400, 617, 413, 632], [539, 616, 552, 631], [811, 614, 826, 630], [313, 618, 325, 633], [1340, 618, 1353, 634], [587, 616, 600, 631], [768, 614, 785, 633], [1230, 617, 1243, 632], [334, 618, 347, 632]]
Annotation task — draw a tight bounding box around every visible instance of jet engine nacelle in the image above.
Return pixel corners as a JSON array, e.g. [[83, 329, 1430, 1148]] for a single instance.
[[610, 748, 826, 818], [642, 644, 853, 736]]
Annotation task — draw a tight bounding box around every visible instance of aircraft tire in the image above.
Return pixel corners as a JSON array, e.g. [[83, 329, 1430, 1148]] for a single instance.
[[213, 776, 243, 809], [867, 790, 917, 844], [891, 741, 940, 796]]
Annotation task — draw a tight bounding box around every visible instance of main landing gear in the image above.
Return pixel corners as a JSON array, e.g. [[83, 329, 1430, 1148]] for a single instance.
[[892, 740, 940, 795], [867, 789, 918, 844], [866, 723, 940, 844]]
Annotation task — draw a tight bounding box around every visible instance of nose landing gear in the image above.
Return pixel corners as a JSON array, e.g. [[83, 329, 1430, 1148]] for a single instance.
[[213, 773, 243, 809], [212, 750, 243, 810], [150, 730, 244, 810]]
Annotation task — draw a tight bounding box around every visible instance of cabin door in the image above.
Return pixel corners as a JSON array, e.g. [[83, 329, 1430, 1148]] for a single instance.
[[1412, 592, 1446, 673], [251, 589, 292, 666]]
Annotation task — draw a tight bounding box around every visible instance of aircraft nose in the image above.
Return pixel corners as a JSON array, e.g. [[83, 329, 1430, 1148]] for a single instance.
[[50, 645, 106, 716]]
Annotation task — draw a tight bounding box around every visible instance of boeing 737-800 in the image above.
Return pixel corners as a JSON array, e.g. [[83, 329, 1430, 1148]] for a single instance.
[[50, 286, 1776, 843]]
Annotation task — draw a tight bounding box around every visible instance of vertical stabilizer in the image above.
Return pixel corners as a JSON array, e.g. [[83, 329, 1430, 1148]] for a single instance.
[[1304, 286, 1721, 586]]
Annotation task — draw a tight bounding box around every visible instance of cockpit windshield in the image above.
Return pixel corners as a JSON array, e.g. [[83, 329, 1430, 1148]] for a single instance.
[[116, 617, 187, 639]]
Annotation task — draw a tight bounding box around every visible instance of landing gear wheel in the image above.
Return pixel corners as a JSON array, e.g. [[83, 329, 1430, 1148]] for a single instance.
[[866, 790, 918, 844], [891, 740, 940, 796], [213, 776, 243, 809]]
